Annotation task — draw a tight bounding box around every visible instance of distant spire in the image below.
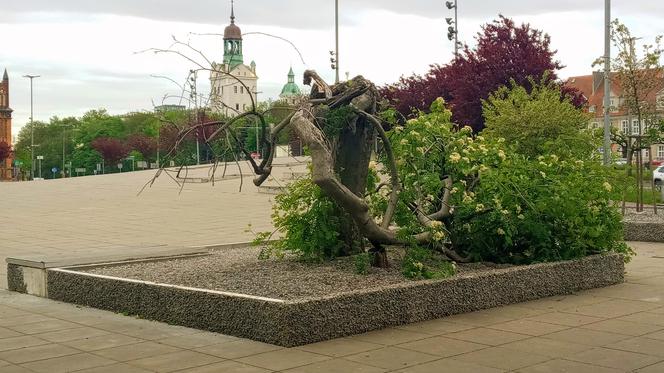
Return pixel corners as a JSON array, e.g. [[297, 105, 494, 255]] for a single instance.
[[230, 0, 235, 24], [288, 67, 295, 83], [2, 69, 7, 81]]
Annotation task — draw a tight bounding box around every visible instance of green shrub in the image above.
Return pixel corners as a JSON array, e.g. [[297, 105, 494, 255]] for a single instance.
[[383, 98, 632, 265], [253, 176, 343, 262], [353, 252, 372, 275], [402, 247, 456, 280]]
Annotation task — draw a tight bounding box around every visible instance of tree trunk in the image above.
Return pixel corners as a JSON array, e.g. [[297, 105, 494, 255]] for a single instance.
[[333, 115, 375, 256]]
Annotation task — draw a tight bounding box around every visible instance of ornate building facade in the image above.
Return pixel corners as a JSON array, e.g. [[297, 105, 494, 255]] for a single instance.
[[0, 69, 13, 179], [209, 4, 258, 117]]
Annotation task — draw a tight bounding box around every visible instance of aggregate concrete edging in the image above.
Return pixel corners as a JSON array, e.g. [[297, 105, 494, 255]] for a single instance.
[[624, 221, 664, 242], [33, 253, 624, 347]]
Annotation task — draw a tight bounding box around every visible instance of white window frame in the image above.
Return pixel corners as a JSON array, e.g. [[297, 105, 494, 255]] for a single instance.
[[621, 120, 629, 134], [658, 145, 664, 159], [632, 119, 640, 135]]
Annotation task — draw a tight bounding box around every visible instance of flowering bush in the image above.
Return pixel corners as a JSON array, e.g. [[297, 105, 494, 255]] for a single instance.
[[380, 98, 631, 264], [258, 97, 631, 271]]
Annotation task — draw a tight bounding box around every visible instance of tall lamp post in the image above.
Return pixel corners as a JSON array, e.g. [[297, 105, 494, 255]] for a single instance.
[[446, 1, 459, 58], [602, 0, 611, 166], [23, 74, 40, 180], [334, 0, 339, 83]]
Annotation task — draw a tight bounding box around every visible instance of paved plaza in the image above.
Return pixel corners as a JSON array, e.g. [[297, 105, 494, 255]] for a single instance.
[[1, 161, 664, 372]]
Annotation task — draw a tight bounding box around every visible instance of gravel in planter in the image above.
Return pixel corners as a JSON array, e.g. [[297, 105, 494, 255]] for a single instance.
[[83, 247, 512, 301]]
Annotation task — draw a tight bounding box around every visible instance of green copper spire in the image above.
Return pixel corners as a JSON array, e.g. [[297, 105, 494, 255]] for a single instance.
[[280, 67, 301, 97], [223, 0, 243, 68]]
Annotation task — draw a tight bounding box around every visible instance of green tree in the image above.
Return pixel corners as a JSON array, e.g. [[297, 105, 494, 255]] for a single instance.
[[482, 78, 596, 159]]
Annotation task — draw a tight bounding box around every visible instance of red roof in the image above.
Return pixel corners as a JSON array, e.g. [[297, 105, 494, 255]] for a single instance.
[[565, 71, 664, 118]]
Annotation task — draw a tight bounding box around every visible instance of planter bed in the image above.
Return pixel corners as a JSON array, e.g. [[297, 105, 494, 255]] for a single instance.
[[624, 210, 664, 242], [7, 247, 624, 347]]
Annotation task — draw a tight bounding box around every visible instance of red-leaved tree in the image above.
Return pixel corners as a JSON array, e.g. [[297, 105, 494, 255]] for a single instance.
[[128, 134, 157, 160], [382, 16, 584, 132], [91, 137, 130, 165]]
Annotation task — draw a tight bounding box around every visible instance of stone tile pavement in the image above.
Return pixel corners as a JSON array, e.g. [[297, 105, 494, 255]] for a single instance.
[[1, 161, 664, 372], [0, 159, 306, 288]]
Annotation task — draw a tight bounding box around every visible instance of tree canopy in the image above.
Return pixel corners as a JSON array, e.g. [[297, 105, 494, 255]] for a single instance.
[[382, 16, 583, 132]]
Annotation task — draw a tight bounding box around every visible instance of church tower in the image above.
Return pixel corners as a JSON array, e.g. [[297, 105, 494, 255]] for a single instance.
[[210, 1, 258, 117], [279, 67, 302, 105], [0, 69, 13, 179], [223, 4, 243, 69]]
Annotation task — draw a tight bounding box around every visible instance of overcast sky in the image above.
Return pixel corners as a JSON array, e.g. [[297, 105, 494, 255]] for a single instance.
[[2, 1, 663, 137]]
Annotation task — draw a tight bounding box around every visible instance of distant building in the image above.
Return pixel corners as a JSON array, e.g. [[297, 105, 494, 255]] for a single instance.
[[209, 4, 258, 117], [566, 71, 664, 160], [154, 104, 186, 113], [279, 67, 302, 105], [0, 68, 13, 179]]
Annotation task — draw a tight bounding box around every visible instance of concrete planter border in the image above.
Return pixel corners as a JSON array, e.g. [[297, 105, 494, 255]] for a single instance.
[[7, 253, 624, 347], [624, 221, 664, 242]]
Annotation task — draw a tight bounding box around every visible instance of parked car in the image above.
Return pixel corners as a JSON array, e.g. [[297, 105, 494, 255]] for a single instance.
[[653, 166, 664, 186]]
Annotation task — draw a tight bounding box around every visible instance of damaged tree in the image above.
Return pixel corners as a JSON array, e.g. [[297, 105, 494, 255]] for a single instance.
[[159, 69, 466, 267]]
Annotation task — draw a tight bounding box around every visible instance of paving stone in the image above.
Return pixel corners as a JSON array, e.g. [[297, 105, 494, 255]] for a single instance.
[[0, 343, 79, 363], [392, 357, 505, 373], [7, 319, 80, 335], [195, 339, 283, 359], [344, 346, 439, 370], [350, 328, 430, 345], [0, 327, 21, 339], [76, 363, 155, 373], [581, 319, 664, 336], [0, 365, 34, 373], [445, 327, 531, 346], [606, 336, 664, 357], [394, 319, 475, 335], [568, 347, 662, 371], [515, 358, 623, 373], [563, 298, 660, 318], [62, 333, 144, 351], [37, 326, 112, 343], [526, 312, 605, 327], [487, 319, 570, 336], [20, 352, 116, 373], [296, 338, 380, 358], [282, 358, 387, 373], [126, 350, 222, 372], [92, 341, 181, 361], [540, 328, 630, 346], [175, 360, 272, 373], [238, 348, 330, 370], [642, 329, 664, 341], [637, 361, 664, 373], [501, 337, 594, 358], [397, 335, 488, 357], [520, 295, 611, 311], [618, 312, 664, 326], [451, 346, 551, 370], [0, 335, 49, 352], [0, 314, 57, 327], [443, 311, 514, 326], [156, 332, 236, 349]]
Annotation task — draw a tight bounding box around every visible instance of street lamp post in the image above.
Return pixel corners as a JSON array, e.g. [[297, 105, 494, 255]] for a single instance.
[[335, 0, 339, 84], [602, 0, 612, 166], [446, 1, 459, 58], [23, 74, 40, 180]]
